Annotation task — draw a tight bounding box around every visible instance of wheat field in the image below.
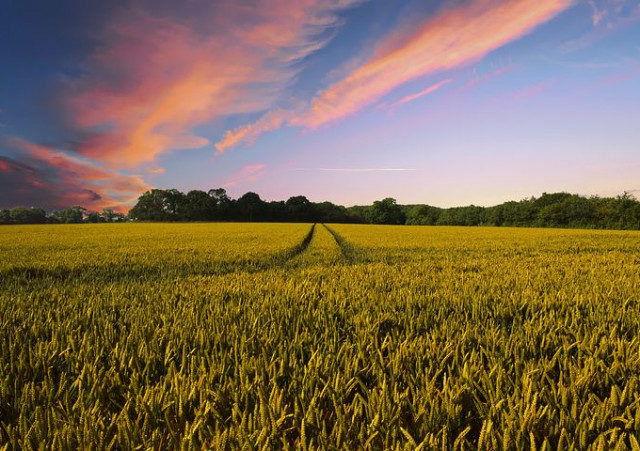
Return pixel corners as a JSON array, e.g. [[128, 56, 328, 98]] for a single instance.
[[1, 223, 639, 449]]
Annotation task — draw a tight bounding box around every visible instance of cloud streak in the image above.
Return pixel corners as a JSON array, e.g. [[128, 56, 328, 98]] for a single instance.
[[297, 0, 571, 128], [293, 167, 416, 172], [218, 0, 572, 150], [216, 109, 295, 154], [223, 164, 267, 188], [2, 136, 149, 211], [467, 63, 519, 88], [385, 78, 453, 110], [64, 0, 361, 168], [509, 80, 554, 100]]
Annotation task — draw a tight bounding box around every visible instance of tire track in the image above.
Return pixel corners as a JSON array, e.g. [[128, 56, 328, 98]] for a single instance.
[[280, 223, 316, 263], [322, 224, 363, 263], [1, 224, 318, 286]]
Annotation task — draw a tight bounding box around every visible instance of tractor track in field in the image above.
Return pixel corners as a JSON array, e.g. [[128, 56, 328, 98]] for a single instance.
[[1, 224, 319, 286], [322, 224, 361, 263], [282, 223, 316, 261], [0, 223, 368, 286]]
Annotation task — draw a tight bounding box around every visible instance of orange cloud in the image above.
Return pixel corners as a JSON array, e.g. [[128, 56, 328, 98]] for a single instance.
[[223, 164, 267, 188], [294, 167, 415, 172], [147, 166, 166, 175], [296, 0, 572, 128], [66, 1, 360, 168], [215, 109, 294, 154], [216, 0, 572, 150], [467, 63, 519, 88], [385, 78, 453, 110], [509, 80, 553, 100], [4, 136, 149, 211]]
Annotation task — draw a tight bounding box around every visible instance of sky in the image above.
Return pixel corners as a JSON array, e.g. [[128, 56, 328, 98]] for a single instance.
[[1, 0, 639, 211]]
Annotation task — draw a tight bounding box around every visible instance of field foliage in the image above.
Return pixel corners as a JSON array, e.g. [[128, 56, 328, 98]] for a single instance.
[[1, 223, 639, 449]]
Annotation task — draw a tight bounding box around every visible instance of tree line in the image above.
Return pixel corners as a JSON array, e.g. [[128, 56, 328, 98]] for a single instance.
[[405, 192, 640, 230], [2, 189, 640, 230], [0, 206, 126, 224]]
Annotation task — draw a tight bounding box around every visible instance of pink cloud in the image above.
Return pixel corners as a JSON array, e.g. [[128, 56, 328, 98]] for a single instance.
[[223, 164, 267, 188], [560, 1, 640, 53], [147, 166, 166, 175], [216, 109, 294, 154], [509, 80, 553, 100], [467, 63, 519, 88], [65, 0, 361, 168], [294, 167, 415, 172], [568, 64, 640, 97], [4, 136, 149, 211], [295, 0, 571, 128], [598, 65, 640, 86], [385, 78, 453, 110], [217, 0, 571, 150]]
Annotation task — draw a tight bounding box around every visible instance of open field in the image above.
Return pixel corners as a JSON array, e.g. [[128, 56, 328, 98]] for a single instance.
[[1, 223, 640, 449]]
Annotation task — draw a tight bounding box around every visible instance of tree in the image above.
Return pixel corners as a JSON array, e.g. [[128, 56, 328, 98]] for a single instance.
[[186, 190, 214, 221], [51, 206, 86, 223], [7, 207, 47, 224], [436, 206, 485, 226], [315, 201, 359, 223], [85, 211, 102, 223], [101, 208, 125, 222], [406, 205, 441, 225], [537, 196, 597, 227], [163, 189, 188, 220], [368, 198, 406, 225], [208, 188, 233, 220], [128, 190, 166, 221], [236, 192, 264, 222], [208, 188, 230, 204], [286, 196, 317, 222], [128, 189, 187, 221]]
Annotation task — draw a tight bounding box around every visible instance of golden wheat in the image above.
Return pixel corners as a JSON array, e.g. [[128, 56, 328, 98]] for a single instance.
[[1, 223, 639, 449]]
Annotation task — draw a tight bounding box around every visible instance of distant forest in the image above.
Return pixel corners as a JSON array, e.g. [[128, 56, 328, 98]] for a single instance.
[[2, 189, 640, 230]]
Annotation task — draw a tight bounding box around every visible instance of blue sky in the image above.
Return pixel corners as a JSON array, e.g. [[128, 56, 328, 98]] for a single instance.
[[1, 0, 639, 210]]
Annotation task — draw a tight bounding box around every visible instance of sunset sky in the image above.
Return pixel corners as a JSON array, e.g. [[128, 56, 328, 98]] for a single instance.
[[1, 0, 639, 211]]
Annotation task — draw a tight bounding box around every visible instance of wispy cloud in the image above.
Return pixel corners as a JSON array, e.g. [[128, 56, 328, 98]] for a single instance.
[[588, 0, 608, 26], [568, 63, 640, 97], [217, 0, 572, 150], [588, 0, 640, 28], [223, 164, 267, 188], [2, 136, 149, 211], [597, 64, 640, 86], [509, 80, 554, 100], [147, 166, 166, 175], [216, 109, 295, 154], [294, 0, 571, 128], [467, 63, 519, 88], [560, 0, 640, 53], [293, 167, 416, 172], [63, 0, 361, 167], [384, 78, 453, 110]]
